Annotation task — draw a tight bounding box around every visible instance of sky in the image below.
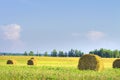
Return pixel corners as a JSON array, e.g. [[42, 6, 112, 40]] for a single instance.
[[0, 0, 120, 53]]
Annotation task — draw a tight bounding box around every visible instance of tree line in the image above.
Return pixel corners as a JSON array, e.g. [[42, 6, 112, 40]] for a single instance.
[[1, 48, 120, 58], [89, 48, 120, 58], [24, 48, 120, 58], [23, 49, 84, 57]]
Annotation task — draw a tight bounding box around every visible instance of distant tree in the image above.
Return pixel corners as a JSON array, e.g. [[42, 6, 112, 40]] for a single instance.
[[36, 51, 39, 56], [29, 51, 34, 56], [64, 52, 68, 57], [74, 50, 84, 57], [24, 51, 28, 56], [89, 48, 120, 58], [38, 53, 42, 56], [104, 49, 111, 58], [99, 48, 104, 57], [74, 50, 80, 57], [44, 51, 48, 56], [119, 51, 120, 57], [3, 53, 6, 56], [113, 50, 120, 58], [51, 49, 57, 57], [68, 49, 75, 57], [58, 51, 64, 57], [80, 52, 84, 57]]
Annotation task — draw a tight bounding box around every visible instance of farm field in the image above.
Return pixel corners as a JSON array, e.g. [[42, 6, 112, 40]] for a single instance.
[[0, 56, 120, 80]]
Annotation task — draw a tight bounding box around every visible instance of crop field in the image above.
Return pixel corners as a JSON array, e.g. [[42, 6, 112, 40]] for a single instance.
[[0, 56, 120, 80]]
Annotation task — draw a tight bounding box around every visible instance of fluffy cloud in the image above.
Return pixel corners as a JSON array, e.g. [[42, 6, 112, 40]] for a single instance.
[[0, 24, 25, 51], [86, 31, 106, 41], [2, 24, 21, 41]]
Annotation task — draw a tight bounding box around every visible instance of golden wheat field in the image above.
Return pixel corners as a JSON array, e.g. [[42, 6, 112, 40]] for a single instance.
[[0, 56, 119, 80], [0, 56, 116, 68]]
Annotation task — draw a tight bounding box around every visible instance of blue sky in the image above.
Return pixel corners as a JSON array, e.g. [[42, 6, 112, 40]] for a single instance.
[[0, 0, 120, 53]]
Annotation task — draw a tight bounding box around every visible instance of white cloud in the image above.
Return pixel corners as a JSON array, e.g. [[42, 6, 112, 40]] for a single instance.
[[0, 24, 25, 51], [86, 31, 106, 41], [2, 24, 21, 41]]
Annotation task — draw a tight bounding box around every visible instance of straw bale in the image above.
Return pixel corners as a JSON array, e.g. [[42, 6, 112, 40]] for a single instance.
[[78, 54, 104, 71], [113, 59, 120, 68]]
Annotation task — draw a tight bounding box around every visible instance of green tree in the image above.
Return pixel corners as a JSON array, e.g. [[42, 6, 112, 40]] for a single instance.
[[89, 51, 94, 54], [74, 50, 84, 57], [64, 52, 68, 57], [24, 51, 28, 56], [99, 48, 107, 57], [29, 51, 34, 56], [79, 51, 84, 57], [36, 51, 39, 56], [105, 49, 111, 58], [51, 49, 57, 57], [75, 50, 81, 57], [44, 51, 48, 56], [68, 49, 75, 57], [89, 48, 116, 58], [113, 50, 119, 58], [58, 51, 64, 57], [38, 53, 42, 56]]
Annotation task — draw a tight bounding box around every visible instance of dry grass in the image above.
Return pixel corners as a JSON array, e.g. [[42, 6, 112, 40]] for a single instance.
[[0, 56, 117, 68], [0, 56, 119, 80]]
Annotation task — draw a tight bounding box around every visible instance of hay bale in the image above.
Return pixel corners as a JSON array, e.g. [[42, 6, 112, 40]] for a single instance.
[[30, 57, 37, 62], [113, 59, 120, 68], [78, 54, 104, 71], [27, 59, 37, 65], [7, 60, 16, 65], [31, 57, 35, 59]]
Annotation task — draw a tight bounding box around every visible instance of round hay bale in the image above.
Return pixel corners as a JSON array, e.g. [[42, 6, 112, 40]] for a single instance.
[[113, 59, 120, 68], [30, 57, 35, 59], [78, 54, 104, 71], [30, 57, 37, 62], [6, 60, 16, 65], [27, 59, 37, 65]]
